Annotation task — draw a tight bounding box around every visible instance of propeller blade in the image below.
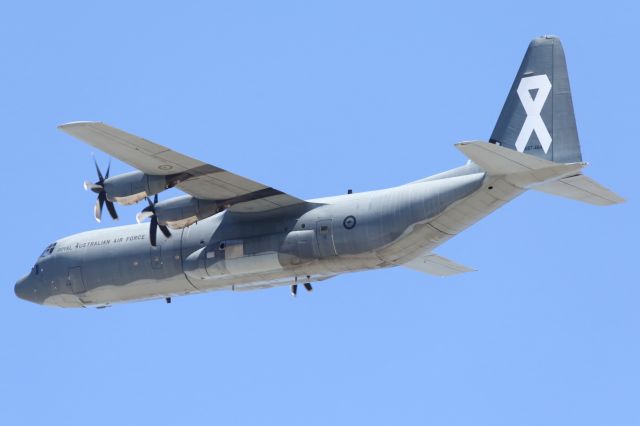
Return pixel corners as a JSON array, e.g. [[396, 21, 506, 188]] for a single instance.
[[93, 198, 102, 223], [141, 195, 169, 245], [98, 191, 106, 218], [136, 203, 155, 223], [105, 200, 118, 220], [150, 215, 158, 246], [158, 224, 171, 238], [88, 158, 119, 222], [93, 156, 104, 182], [136, 210, 153, 224]]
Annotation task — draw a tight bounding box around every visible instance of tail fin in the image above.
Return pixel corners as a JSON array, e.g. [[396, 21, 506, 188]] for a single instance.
[[464, 36, 624, 205], [490, 36, 582, 163]]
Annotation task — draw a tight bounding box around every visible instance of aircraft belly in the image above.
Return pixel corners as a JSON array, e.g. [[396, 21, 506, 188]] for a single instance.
[[428, 176, 523, 235], [42, 293, 85, 308], [194, 254, 381, 293], [182, 246, 384, 293], [79, 276, 197, 306]]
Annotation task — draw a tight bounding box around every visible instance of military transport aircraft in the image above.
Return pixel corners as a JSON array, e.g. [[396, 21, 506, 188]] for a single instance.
[[15, 36, 623, 308]]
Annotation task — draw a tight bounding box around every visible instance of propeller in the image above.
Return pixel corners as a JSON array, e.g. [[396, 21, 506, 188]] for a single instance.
[[136, 194, 171, 246], [84, 158, 118, 222]]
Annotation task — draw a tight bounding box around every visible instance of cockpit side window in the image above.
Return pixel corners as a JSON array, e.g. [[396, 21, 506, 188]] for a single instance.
[[39, 243, 57, 258]]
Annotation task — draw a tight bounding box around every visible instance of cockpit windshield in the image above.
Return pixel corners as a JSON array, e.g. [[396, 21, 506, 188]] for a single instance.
[[39, 243, 57, 258]]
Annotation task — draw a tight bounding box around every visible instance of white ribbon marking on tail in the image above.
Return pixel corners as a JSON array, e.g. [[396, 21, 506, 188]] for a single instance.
[[515, 74, 552, 153]]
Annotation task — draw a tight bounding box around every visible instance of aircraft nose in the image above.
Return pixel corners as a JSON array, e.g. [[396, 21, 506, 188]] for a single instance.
[[15, 274, 39, 304]]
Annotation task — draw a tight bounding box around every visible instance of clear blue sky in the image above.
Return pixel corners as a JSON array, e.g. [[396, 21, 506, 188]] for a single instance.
[[1, 2, 638, 425]]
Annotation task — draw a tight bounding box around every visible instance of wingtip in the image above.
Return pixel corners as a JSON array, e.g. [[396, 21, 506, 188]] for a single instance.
[[455, 140, 486, 146], [609, 194, 626, 205], [454, 141, 488, 153], [58, 121, 103, 130]]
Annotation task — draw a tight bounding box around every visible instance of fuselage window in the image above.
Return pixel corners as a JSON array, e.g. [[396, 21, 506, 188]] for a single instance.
[[40, 243, 57, 258]]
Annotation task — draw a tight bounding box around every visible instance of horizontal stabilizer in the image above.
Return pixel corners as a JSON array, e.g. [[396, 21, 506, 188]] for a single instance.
[[533, 174, 625, 205], [401, 253, 474, 277], [455, 142, 623, 205], [455, 141, 586, 187]]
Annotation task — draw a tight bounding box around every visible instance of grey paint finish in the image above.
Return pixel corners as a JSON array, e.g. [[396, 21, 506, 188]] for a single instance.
[[15, 36, 623, 308], [16, 173, 485, 307]]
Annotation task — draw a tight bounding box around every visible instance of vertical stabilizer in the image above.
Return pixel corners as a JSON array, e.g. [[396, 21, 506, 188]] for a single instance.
[[490, 36, 582, 164]]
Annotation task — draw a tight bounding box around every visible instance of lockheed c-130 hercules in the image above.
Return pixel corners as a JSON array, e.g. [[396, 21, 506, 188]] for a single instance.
[[15, 36, 623, 308]]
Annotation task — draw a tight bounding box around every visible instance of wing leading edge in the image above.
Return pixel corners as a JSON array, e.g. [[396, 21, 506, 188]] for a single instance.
[[59, 122, 306, 212]]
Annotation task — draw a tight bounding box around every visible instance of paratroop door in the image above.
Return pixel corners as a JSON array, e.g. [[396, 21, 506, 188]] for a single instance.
[[316, 219, 337, 257]]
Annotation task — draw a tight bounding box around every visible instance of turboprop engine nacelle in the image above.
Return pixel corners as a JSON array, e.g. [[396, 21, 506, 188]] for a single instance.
[[138, 194, 221, 230], [103, 171, 178, 205], [83, 163, 187, 222]]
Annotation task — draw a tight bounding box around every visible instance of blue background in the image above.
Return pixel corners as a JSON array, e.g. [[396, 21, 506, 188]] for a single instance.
[[1, 1, 638, 425]]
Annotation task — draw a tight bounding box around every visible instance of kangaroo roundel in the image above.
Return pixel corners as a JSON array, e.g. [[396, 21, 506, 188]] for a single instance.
[[515, 74, 552, 153]]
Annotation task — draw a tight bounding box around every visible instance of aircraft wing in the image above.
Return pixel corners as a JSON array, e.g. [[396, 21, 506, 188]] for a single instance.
[[401, 253, 475, 277], [58, 122, 306, 212]]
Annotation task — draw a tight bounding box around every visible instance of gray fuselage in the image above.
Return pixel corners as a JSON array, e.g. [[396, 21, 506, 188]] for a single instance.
[[16, 168, 509, 307]]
